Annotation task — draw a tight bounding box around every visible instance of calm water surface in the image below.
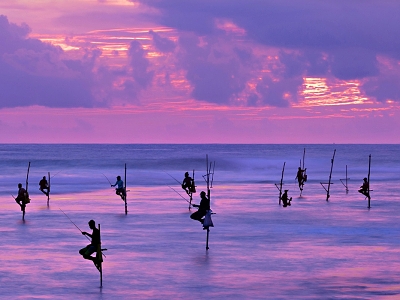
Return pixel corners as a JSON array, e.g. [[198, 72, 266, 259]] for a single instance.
[[0, 144, 399, 299]]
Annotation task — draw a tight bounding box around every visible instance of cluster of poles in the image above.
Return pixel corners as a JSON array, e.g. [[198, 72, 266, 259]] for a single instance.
[[12, 156, 216, 288], [275, 148, 373, 208], [14, 149, 373, 287], [167, 155, 216, 250]]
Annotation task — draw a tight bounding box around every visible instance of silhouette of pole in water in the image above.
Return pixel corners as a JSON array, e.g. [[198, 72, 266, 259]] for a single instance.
[[23, 162, 31, 221], [97, 224, 104, 288], [320, 149, 336, 201], [368, 155, 372, 209], [274, 162, 286, 205], [124, 163, 128, 215], [203, 154, 215, 250], [339, 165, 350, 193], [299, 148, 307, 196], [188, 169, 196, 210], [47, 171, 51, 206]]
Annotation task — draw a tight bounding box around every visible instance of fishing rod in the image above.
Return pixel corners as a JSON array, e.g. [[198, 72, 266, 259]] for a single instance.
[[50, 171, 62, 179], [59, 208, 90, 242], [165, 172, 182, 185], [167, 185, 191, 204], [102, 173, 113, 186], [26, 162, 31, 193], [210, 161, 215, 188], [59, 208, 107, 257]]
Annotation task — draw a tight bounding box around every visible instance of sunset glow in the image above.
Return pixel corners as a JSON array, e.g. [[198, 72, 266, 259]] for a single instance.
[[1, 1, 400, 143]]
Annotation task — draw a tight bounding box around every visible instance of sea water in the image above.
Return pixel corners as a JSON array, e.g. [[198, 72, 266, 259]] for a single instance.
[[0, 144, 399, 299]]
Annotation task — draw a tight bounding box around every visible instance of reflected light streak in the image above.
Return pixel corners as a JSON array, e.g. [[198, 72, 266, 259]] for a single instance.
[[31, 27, 174, 62]]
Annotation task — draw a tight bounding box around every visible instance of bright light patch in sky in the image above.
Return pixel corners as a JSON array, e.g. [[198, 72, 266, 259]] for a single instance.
[[1, 1, 400, 143]]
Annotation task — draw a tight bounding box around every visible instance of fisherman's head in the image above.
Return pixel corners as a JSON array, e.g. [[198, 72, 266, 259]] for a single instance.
[[200, 191, 206, 197], [117, 176, 121, 180], [43, 176, 46, 179], [185, 172, 189, 177], [18, 183, 22, 188], [298, 167, 301, 170], [88, 219, 96, 228], [284, 189, 288, 193], [364, 177, 368, 181]]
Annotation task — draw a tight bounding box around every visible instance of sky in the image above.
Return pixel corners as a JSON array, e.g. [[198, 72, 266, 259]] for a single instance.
[[1, 0, 400, 143]]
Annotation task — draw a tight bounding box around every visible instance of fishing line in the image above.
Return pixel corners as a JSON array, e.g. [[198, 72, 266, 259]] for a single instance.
[[59, 208, 107, 257], [164, 171, 182, 185], [102, 173, 113, 186], [167, 185, 191, 204], [59, 208, 90, 241]]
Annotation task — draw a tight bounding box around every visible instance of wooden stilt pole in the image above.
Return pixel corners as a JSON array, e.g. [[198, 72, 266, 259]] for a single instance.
[[326, 150, 336, 201], [189, 170, 195, 210], [339, 165, 350, 193], [275, 162, 286, 205], [23, 162, 31, 221], [47, 171, 50, 206], [368, 155, 371, 209], [320, 150, 336, 202], [300, 148, 306, 196], [124, 163, 128, 215], [204, 155, 215, 251], [206, 227, 210, 250], [97, 224, 103, 288]]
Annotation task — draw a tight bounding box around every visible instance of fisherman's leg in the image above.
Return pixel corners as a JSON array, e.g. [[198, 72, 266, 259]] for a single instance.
[[82, 245, 96, 260], [190, 211, 203, 223], [79, 245, 90, 256], [15, 197, 22, 206]]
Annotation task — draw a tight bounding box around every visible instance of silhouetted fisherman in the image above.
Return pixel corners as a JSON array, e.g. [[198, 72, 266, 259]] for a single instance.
[[182, 172, 195, 195], [281, 190, 292, 207], [111, 175, 125, 200], [191, 191, 210, 228], [39, 176, 49, 197], [295, 167, 306, 191], [79, 220, 101, 270], [358, 177, 370, 200], [15, 183, 29, 212]]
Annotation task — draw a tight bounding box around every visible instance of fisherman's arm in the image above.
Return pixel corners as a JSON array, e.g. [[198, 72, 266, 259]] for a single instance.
[[82, 231, 92, 238]]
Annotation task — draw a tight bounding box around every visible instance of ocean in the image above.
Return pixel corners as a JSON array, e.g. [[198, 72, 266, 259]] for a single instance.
[[0, 144, 399, 299]]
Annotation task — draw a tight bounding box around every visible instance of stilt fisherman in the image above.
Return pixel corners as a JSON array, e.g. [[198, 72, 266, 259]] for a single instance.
[[358, 177, 370, 200], [79, 220, 101, 270], [182, 172, 195, 195], [190, 191, 213, 229], [39, 176, 49, 197], [111, 175, 125, 200], [281, 190, 292, 207], [295, 167, 306, 191], [15, 183, 30, 213]]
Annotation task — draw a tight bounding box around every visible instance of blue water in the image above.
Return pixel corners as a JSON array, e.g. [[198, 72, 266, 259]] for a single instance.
[[1, 144, 398, 194], [0, 144, 399, 299]]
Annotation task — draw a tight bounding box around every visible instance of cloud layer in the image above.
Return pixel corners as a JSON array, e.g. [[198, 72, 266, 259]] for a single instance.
[[2, 0, 400, 110], [141, 0, 400, 104], [0, 15, 99, 108]]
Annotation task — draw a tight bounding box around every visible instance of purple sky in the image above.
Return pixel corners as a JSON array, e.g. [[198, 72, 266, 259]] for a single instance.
[[0, 0, 400, 143]]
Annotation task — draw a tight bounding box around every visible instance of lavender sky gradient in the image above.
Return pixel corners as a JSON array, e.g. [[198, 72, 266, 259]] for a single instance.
[[1, 0, 400, 143]]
